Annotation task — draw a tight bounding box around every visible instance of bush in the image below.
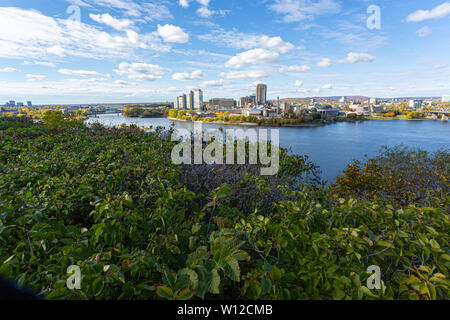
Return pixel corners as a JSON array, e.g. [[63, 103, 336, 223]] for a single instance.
[[330, 145, 449, 206], [0, 119, 448, 300]]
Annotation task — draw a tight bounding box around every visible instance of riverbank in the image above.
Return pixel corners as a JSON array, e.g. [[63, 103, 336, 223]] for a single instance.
[[168, 117, 326, 128]]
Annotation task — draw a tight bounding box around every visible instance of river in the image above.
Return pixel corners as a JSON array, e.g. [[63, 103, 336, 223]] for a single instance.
[[86, 114, 450, 183]]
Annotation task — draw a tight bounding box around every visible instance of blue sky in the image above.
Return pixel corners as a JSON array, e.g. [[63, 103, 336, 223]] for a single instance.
[[0, 0, 450, 104]]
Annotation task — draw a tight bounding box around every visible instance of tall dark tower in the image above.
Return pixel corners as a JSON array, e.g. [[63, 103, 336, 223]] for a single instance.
[[256, 84, 267, 105]]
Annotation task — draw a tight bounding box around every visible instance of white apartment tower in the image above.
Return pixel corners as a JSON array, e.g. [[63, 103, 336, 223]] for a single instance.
[[193, 89, 203, 110], [186, 91, 194, 110]]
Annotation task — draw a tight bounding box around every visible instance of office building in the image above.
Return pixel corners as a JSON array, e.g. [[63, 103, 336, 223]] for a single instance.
[[209, 98, 236, 109], [442, 95, 450, 103], [256, 84, 267, 105], [193, 89, 203, 110], [409, 99, 423, 109], [9, 100, 15, 107], [27, 101, 32, 107], [239, 96, 252, 107]]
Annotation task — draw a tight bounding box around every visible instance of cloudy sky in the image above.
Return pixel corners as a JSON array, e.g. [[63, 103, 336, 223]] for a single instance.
[[1, 0, 450, 104]]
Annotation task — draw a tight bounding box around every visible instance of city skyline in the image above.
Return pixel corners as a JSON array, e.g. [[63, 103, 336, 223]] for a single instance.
[[1, 1, 450, 104]]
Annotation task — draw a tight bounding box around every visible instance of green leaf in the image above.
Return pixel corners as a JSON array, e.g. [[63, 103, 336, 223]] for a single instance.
[[207, 269, 220, 294], [359, 286, 379, 299], [232, 250, 250, 262], [176, 288, 194, 300], [223, 257, 240, 282], [156, 285, 174, 300], [333, 289, 346, 300]]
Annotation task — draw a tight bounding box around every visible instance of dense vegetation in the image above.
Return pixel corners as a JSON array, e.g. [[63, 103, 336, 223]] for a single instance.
[[0, 117, 448, 300], [122, 107, 168, 118]]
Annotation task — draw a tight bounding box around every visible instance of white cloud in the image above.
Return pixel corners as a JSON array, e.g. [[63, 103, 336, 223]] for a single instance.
[[114, 80, 133, 86], [172, 70, 205, 81], [268, 0, 341, 23], [219, 70, 269, 80], [26, 74, 46, 81], [295, 80, 303, 87], [0, 7, 170, 61], [416, 26, 432, 38], [199, 30, 296, 53], [47, 45, 66, 57], [338, 52, 376, 64], [81, 0, 173, 20], [279, 65, 311, 73], [58, 69, 103, 76], [1, 67, 20, 73], [317, 58, 332, 67], [407, 3, 450, 22], [114, 62, 164, 81], [322, 83, 332, 89], [200, 79, 225, 87], [179, 0, 228, 18], [179, 0, 190, 8], [226, 48, 279, 68], [154, 24, 189, 43], [89, 13, 133, 31], [23, 61, 56, 67]]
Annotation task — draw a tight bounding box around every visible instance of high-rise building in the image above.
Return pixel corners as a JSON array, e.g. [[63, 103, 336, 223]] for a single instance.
[[178, 95, 187, 110], [193, 89, 203, 110], [340, 96, 347, 104], [370, 97, 378, 105], [256, 84, 267, 105], [27, 101, 32, 107], [186, 91, 194, 110], [442, 95, 450, 103], [174, 98, 179, 109], [9, 100, 15, 107]]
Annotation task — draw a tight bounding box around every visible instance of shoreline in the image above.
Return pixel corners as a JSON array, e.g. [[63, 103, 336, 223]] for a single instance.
[[168, 117, 326, 128]]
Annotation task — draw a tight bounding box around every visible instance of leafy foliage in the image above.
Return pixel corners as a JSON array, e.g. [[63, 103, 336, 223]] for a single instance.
[[0, 117, 448, 300]]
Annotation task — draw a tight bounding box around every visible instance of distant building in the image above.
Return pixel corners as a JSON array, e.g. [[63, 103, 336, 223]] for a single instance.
[[317, 106, 340, 118], [244, 108, 263, 118], [256, 84, 267, 105], [209, 98, 236, 109], [193, 89, 203, 110], [186, 91, 194, 110], [442, 95, 450, 103], [9, 100, 15, 107], [17, 102, 24, 107], [174, 98, 179, 109], [177, 95, 187, 110], [409, 99, 423, 109], [340, 96, 347, 103], [370, 97, 378, 105], [239, 96, 252, 107], [27, 101, 32, 107], [370, 105, 384, 113]]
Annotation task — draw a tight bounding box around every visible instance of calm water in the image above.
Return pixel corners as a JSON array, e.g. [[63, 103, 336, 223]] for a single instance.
[[86, 114, 450, 183]]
